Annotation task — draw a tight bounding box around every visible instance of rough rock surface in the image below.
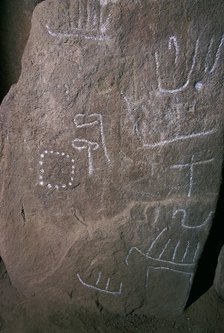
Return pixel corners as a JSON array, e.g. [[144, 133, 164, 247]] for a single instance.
[[0, 0, 224, 316], [214, 246, 224, 300]]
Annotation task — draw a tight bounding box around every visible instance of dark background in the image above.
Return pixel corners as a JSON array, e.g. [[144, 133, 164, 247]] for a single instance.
[[0, 0, 42, 101]]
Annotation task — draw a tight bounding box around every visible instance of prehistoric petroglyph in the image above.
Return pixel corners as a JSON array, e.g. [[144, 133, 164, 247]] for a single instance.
[[172, 208, 213, 229], [142, 130, 216, 148], [73, 113, 111, 175], [38, 114, 110, 183], [155, 37, 199, 94], [74, 113, 110, 164], [204, 34, 224, 74], [155, 33, 224, 94], [46, 0, 112, 41], [123, 93, 217, 148], [171, 155, 215, 197], [126, 206, 213, 273], [72, 139, 99, 176], [125, 247, 195, 272], [38, 150, 75, 189], [146, 227, 167, 256], [168, 36, 179, 64], [77, 272, 123, 295], [145, 209, 212, 264]]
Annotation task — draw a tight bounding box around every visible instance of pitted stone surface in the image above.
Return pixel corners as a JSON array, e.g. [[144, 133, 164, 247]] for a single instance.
[[0, 0, 224, 316]]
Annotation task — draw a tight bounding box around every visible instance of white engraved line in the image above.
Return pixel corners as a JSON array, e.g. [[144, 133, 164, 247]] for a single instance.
[[99, 5, 111, 34], [173, 209, 213, 229], [193, 243, 200, 263], [72, 139, 99, 176], [96, 272, 102, 285], [96, 114, 111, 164], [209, 34, 224, 73], [172, 240, 180, 261], [189, 161, 194, 197], [168, 36, 179, 64], [172, 208, 187, 225], [158, 239, 171, 259], [145, 267, 150, 288], [74, 114, 99, 128], [182, 241, 190, 262], [125, 247, 195, 268], [78, 0, 85, 29], [171, 158, 214, 168], [153, 207, 161, 226], [93, 9, 97, 28], [143, 129, 216, 148], [204, 37, 214, 73], [74, 114, 111, 165], [146, 227, 167, 255], [88, 142, 94, 176], [106, 277, 111, 291], [46, 25, 107, 41], [123, 95, 133, 116], [185, 211, 213, 229], [86, 0, 91, 30], [77, 0, 81, 29], [147, 266, 193, 277], [155, 38, 199, 94], [172, 157, 215, 198], [77, 273, 122, 295]]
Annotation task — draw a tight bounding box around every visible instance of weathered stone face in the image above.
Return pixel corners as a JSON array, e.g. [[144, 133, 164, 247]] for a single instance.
[[0, 0, 223, 316]]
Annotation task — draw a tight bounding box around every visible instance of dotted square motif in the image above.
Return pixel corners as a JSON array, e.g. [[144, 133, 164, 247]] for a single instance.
[[38, 150, 75, 190]]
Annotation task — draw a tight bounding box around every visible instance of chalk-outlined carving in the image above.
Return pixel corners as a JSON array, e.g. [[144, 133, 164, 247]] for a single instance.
[[72, 138, 99, 176], [155, 37, 199, 94], [171, 155, 215, 197], [76, 272, 123, 295], [38, 150, 75, 189], [123, 93, 217, 148], [155, 33, 224, 94], [172, 208, 213, 229], [38, 113, 110, 187], [168, 36, 180, 64], [204, 34, 224, 74], [46, 0, 112, 42], [126, 207, 213, 274], [142, 129, 216, 149], [74, 113, 110, 164], [146, 227, 167, 256], [125, 246, 195, 272], [145, 209, 212, 264], [73, 113, 111, 175], [192, 242, 200, 263]]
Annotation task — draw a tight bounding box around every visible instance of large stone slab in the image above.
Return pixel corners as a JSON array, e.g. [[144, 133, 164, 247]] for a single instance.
[[0, 0, 223, 316]]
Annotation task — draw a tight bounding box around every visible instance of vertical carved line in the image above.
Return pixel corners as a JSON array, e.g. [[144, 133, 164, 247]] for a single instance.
[[86, 0, 91, 30], [204, 37, 214, 73]]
